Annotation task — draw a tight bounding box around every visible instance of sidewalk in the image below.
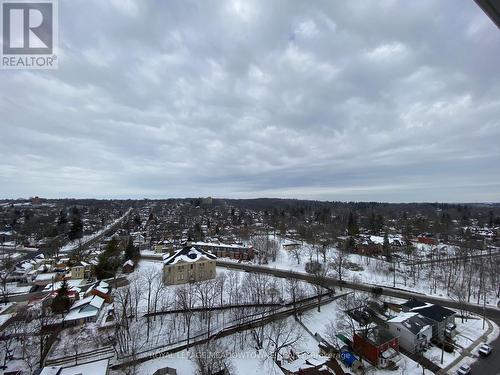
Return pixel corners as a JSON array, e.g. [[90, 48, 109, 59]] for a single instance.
[[437, 318, 493, 374]]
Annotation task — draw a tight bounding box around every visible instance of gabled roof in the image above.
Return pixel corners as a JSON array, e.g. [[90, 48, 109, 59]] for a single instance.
[[40, 358, 110, 375], [401, 299, 427, 309], [388, 312, 432, 335], [411, 304, 456, 322], [402, 299, 456, 322], [64, 295, 104, 322], [163, 246, 216, 265]]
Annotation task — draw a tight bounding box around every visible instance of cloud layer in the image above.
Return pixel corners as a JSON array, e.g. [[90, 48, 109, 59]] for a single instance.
[[1, 0, 500, 202]]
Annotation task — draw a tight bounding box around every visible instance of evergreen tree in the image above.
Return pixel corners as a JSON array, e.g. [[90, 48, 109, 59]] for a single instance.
[[68, 217, 83, 241], [383, 231, 391, 259], [95, 238, 121, 279], [347, 212, 359, 236], [51, 279, 71, 314], [57, 209, 67, 226], [124, 239, 140, 262]]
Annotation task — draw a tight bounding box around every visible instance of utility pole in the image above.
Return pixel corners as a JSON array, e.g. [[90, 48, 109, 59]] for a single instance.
[[483, 272, 487, 330], [440, 339, 444, 365], [393, 260, 396, 288]]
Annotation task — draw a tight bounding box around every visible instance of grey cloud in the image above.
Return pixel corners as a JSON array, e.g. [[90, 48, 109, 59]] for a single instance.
[[1, 0, 499, 202]]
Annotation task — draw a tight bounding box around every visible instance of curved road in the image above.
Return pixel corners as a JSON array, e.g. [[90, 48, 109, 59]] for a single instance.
[[140, 255, 500, 373], [215, 260, 500, 374], [215, 261, 500, 319]]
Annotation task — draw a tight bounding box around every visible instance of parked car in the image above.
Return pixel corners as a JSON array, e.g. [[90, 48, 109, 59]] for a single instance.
[[457, 364, 471, 375], [478, 343, 492, 357]]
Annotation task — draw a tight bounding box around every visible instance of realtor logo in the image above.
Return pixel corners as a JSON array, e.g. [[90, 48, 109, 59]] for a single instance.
[[1, 0, 58, 69]]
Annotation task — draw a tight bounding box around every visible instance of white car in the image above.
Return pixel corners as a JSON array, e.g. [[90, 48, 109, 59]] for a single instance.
[[478, 343, 492, 357], [457, 364, 471, 375]]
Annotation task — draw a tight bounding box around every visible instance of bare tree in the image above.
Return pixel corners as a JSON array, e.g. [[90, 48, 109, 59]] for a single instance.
[[195, 278, 220, 338], [286, 278, 304, 316], [176, 282, 196, 346], [290, 244, 304, 265], [330, 250, 347, 287], [191, 339, 233, 375], [335, 292, 366, 339], [310, 262, 331, 312], [141, 267, 160, 341], [265, 318, 303, 362]]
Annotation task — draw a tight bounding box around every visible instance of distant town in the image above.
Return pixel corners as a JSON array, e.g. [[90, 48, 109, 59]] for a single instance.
[[0, 197, 498, 375]]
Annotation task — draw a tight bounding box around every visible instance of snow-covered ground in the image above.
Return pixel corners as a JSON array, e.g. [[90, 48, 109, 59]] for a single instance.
[[227, 235, 500, 308]]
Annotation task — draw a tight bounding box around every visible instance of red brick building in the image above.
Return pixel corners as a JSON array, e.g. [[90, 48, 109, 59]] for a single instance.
[[353, 328, 399, 367], [417, 236, 437, 245], [192, 241, 254, 260]]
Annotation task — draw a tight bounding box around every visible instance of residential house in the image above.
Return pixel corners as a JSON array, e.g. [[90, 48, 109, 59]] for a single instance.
[[353, 327, 400, 368], [33, 272, 60, 287], [85, 280, 112, 303], [69, 262, 86, 279], [416, 234, 437, 246], [63, 295, 105, 326], [132, 232, 149, 250], [154, 240, 174, 254], [163, 245, 216, 285], [401, 300, 456, 341], [282, 241, 301, 251], [387, 312, 432, 353], [122, 259, 135, 274], [280, 357, 345, 375]]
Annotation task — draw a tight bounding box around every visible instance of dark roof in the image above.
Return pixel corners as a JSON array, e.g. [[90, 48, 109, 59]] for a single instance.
[[401, 299, 427, 309], [359, 327, 396, 347], [163, 246, 216, 265], [404, 315, 432, 335], [403, 300, 456, 322]]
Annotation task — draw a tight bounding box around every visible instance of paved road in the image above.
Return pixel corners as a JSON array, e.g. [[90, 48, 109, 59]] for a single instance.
[[215, 261, 500, 374], [406, 250, 500, 266], [140, 256, 500, 374], [215, 261, 500, 320], [140, 255, 500, 318], [63, 208, 133, 256], [469, 321, 500, 375]]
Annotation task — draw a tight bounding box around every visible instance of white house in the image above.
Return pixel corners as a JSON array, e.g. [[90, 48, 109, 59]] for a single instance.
[[63, 295, 105, 326], [387, 312, 432, 353]]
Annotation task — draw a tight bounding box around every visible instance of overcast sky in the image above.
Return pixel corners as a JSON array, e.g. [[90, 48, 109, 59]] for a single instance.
[[1, 0, 499, 202]]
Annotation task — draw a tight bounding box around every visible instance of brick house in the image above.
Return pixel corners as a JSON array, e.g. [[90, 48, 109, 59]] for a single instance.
[[353, 328, 400, 368]]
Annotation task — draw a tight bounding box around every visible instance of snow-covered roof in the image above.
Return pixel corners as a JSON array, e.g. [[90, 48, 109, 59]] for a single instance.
[[59, 358, 109, 375], [387, 312, 418, 323], [369, 235, 403, 245], [71, 295, 94, 310], [40, 366, 61, 375], [89, 295, 105, 309], [70, 295, 104, 311], [388, 312, 431, 335], [192, 241, 251, 250], [163, 246, 216, 265], [123, 259, 134, 267], [34, 272, 58, 282], [64, 295, 104, 322], [43, 279, 82, 292]]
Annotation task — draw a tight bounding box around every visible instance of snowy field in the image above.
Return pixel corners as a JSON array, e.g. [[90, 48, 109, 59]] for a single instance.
[[231, 235, 500, 308]]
